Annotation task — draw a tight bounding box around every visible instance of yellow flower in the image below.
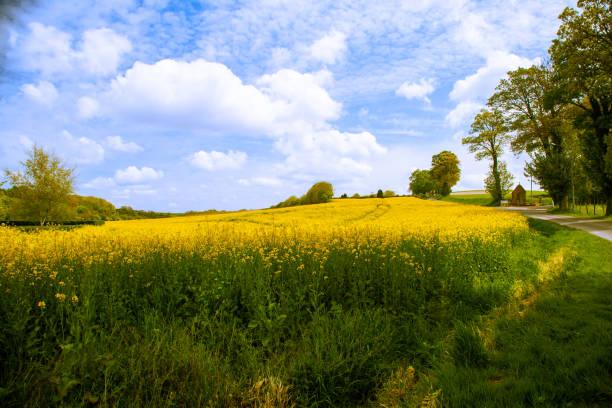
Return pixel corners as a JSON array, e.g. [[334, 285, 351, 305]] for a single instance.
[[71, 295, 79, 304], [55, 293, 66, 302], [37, 301, 46, 309]]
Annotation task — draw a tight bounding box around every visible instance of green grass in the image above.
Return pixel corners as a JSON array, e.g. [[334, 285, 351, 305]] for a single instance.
[[410, 219, 612, 407], [442, 191, 553, 206], [1, 217, 610, 406], [549, 204, 612, 220]]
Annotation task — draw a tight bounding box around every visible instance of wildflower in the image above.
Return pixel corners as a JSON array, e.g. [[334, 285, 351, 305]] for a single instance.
[[71, 295, 79, 304], [55, 293, 66, 302], [37, 301, 46, 309]]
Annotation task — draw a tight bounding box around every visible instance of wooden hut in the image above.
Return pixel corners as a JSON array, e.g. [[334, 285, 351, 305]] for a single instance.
[[511, 184, 526, 206]]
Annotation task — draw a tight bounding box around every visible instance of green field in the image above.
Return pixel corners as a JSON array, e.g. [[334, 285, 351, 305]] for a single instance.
[[442, 191, 553, 206]]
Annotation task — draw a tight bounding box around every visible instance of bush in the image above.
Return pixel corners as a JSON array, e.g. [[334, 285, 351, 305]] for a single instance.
[[303, 182, 334, 205]]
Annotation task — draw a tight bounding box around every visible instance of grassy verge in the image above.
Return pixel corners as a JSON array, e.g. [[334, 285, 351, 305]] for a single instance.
[[399, 219, 612, 407], [442, 191, 552, 207], [549, 205, 612, 221]]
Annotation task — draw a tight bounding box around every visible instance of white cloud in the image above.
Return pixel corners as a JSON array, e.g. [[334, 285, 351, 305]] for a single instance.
[[22, 23, 74, 76], [106, 135, 143, 152], [104, 58, 386, 182], [449, 51, 538, 102], [21, 81, 58, 106], [251, 177, 283, 187], [19, 135, 34, 149], [114, 166, 164, 184], [396, 78, 435, 104], [309, 30, 347, 64], [107, 59, 276, 131], [60, 130, 104, 164], [187, 150, 247, 171], [77, 97, 100, 119], [78, 28, 132, 76], [21, 23, 130, 77], [446, 51, 540, 128], [445, 101, 483, 129], [83, 176, 116, 189], [257, 68, 340, 127]]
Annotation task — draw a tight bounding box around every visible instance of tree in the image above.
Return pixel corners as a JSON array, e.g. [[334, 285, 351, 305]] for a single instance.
[[430, 151, 460, 196], [550, 0, 612, 214], [376, 189, 384, 198], [485, 162, 514, 201], [488, 64, 574, 209], [409, 169, 435, 197], [4, 145, 75, 225], [383, 190, 395, 197], [303, 181, 334, 204], [464, 109, 512, 204]]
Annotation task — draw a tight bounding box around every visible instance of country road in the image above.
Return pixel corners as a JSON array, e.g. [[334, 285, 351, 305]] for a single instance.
[[500, 206, 612, 242]]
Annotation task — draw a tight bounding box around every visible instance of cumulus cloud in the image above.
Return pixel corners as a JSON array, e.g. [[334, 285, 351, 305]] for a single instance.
[[60, 130, 104, 164], [396, 78, 435, 104], [82, 176, 116, 189], [445, 101, 483, 129], [20, 23, 131, 77], [107, 59, 276, 131], [114, 166, 164, 184], [309, 30, 347, 64], [251, 177, 283, 187], [106, 135, 143, 152], [103, 58, 386, 180], [449, 51, 538, 102], [446, 51, 539, 128], [77, 96, 100, 119], [187, 150, 247, 171], [21, 81, 58, 106], [79, 28, 132, 76], [257, 68, 340, 127]]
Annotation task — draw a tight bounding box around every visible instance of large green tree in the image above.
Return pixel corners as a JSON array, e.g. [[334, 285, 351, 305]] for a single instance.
[[4, 145, 75, 225], [488, 64, 574, 209], [550, 0, 612, 214], [464, 109, 512, 204], [430, 151, 460, 196], [303, 181, 334, 205]]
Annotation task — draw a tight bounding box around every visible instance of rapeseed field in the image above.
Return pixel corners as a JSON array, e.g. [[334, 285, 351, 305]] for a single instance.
[[0, 198, 530, 406]]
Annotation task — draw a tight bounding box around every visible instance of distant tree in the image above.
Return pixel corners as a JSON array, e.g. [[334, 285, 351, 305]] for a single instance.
[[303, 181, 334, 204], [383, 190, 395, 197], [376, 189, 384, 198], [430, 151, 461, 196], [464, 109, 511, 204], [4, 145, 75, 225], [340, 193, 348, 198], [352, 193, 361, 198], [549, 0, 612, 215], [409, 169, 435, 196], [485, 162, 514, 201]]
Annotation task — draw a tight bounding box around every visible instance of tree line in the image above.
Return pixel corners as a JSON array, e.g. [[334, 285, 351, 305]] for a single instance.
[[464, 0, 611, 214]]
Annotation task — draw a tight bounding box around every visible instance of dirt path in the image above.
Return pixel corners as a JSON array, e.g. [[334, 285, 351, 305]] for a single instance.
[[500, 206, 612, 242]]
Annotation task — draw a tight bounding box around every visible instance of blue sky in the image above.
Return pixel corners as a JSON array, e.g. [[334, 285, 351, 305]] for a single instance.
[[0, 0, 574, 211]]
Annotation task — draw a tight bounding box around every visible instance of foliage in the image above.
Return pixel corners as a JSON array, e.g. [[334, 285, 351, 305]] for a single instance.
[[383, 190, 395, 198], [430, 151, 461, 196], [488, 64, 576, 209], [377, 189, 384, 198], [485, 162, 514, 201], [303, 181, 334, 204], [550, 0, 612, 215], [275, 182, 334, 208], [4, 145, 75, 225], [409, 169, 436, 197], [465, 109, 511, 204]]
